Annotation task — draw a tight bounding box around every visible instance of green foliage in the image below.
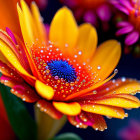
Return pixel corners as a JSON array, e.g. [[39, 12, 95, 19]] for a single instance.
[[0, 83, 37, 140], [51, 133, 82, 140]]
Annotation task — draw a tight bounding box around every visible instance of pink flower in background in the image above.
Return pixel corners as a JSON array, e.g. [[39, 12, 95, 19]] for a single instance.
[[112, 0, 140, 46], [118, 119, 140, 140], [60, 0, 113, 30], [26, 0, 48, 9]]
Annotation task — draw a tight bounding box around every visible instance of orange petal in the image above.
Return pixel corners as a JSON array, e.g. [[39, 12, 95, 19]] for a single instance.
[[107, 79, 140, 95], [90, 40, 121, 83], [65, 72, 116, 101], [0, 0, 21, 37], [81, 79, 140, 99], [93, 97, 140, 108], [81, 104, 126, 119], [77, 23, 97, 61], [35, 80, 54, 100], [0, 38, 35, 85], [11, 83, 39, 103], [53, 102, 81, 116], [87, 113, 107, 131], [37, 100, 63, 119], [49, 7, 78, 53], [112, 94, 140, 102], [67, 116, 88, 129]]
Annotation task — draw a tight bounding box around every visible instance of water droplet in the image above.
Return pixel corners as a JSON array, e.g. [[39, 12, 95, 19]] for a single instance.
[[78, 51, 82, 55], [122, 77, 126, 82], [114, 69, 118, 74], [97, 66, 101, 70]]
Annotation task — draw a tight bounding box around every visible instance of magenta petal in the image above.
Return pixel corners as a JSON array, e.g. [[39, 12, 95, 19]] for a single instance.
[[97, 4, 111, 21], [6, 27, 17, 45], [125, 31, 139, 46], [117, 21, 131, 27], [83, 11, 97, 25], [119, 0, 133, 10], [114, 3, 130, 15], [116, 25, 134, 36]]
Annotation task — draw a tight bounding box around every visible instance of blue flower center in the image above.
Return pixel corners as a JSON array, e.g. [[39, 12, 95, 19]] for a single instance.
[[47, 60, 77, 82]]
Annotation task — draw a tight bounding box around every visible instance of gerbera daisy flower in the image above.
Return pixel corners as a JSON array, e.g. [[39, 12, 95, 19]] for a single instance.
[[0, 0, 140, 131], [111, 0, 140, 46], [60, 0, 113, 30], [0, 94, 15, 140]]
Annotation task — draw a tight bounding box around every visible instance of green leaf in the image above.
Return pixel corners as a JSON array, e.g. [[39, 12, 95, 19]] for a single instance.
[[0, 83, 37, 140], [51, 133, 82, 140]]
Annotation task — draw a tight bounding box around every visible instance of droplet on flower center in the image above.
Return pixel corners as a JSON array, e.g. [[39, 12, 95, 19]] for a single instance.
[[47, 60, 77, 82]]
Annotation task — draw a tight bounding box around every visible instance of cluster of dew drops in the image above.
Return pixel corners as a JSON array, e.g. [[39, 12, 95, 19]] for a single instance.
[[30, 41, 107, 100]]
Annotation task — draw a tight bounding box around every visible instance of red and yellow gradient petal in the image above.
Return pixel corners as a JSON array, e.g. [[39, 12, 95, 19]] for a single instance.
[[11, 83, 40, 103], [94, 79, 140, 96], [0, 37, 36, 85], [90, 114, 107, 131], [49, 7, 78, 53], [76, 79, 140, 101], [68, 116, 88, 129], [81, 104, 127, 119], [93, 97, 140, 109], [37, 100, 63, 119]]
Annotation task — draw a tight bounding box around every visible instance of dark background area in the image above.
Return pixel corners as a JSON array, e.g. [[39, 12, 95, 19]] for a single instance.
[[29, 0, 140, 139]]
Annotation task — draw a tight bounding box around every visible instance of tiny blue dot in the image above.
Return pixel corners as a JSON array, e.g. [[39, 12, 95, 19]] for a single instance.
[[47, 60, 77, 82]]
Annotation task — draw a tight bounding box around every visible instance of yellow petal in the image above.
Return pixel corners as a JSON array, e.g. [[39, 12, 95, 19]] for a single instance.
[[49, 7, 78, 52], [31, 2, 47, 43], [90, 40, 121, 83], [35, 80, 54, 100], [17, 0, 37, 46], [0, 39, 35, 80], [94, 98, 140, 108], [77, 23, 97, 61], [17, 3, 31, 45], [107, 79, 140, 95], [53, 102, 81, 116], [82, 104, 126, 119], [114, 94, 140, 102]]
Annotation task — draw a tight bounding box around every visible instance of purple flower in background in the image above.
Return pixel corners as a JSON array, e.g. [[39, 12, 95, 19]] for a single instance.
[[112, 0, 140, 46], [118, 119, 140, 140], [60, 0, 113, 31]]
